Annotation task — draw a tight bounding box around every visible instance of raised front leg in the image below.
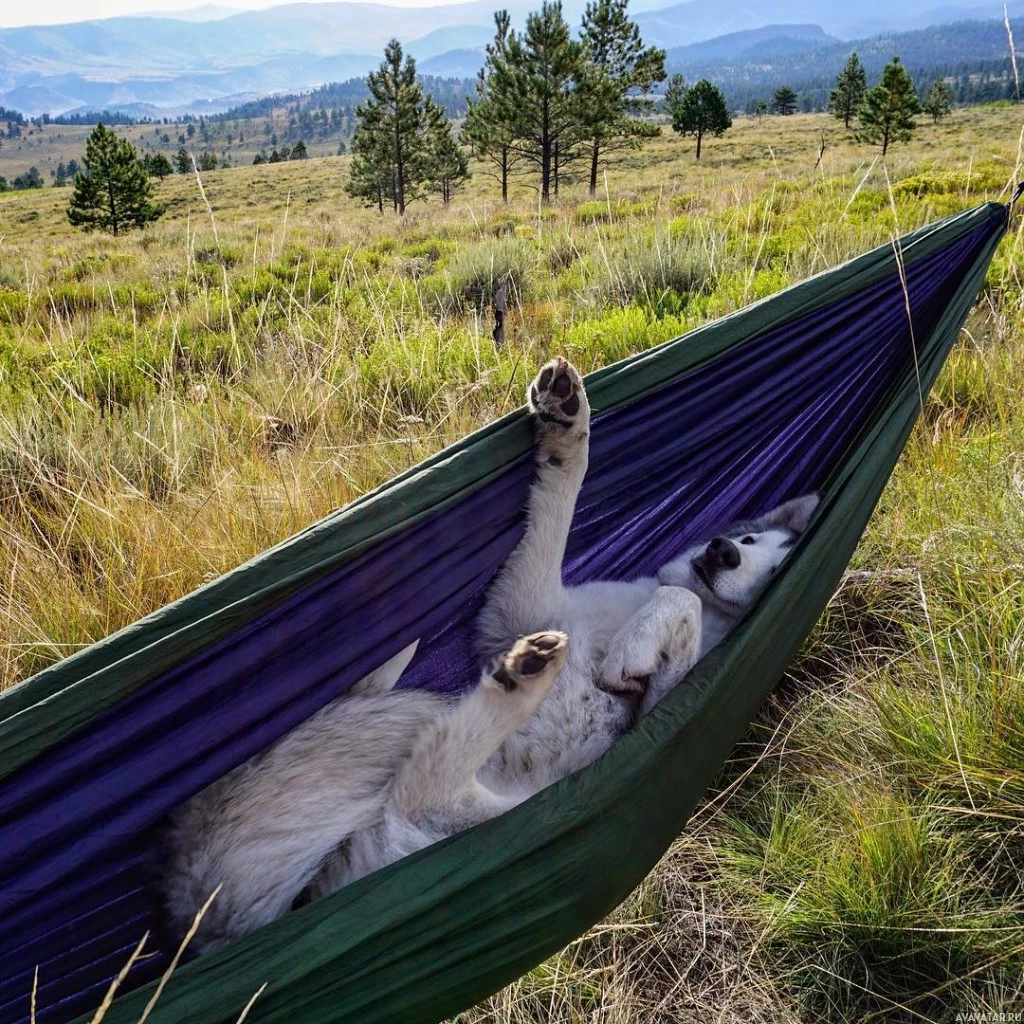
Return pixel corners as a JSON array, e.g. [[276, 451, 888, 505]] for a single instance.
[[597, 586, 702, 718], [478, 358, 590, 652], [390, 631, 570, 831]]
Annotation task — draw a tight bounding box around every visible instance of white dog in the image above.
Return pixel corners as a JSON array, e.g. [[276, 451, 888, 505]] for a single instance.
[[158, 357, 816, 951], [477, 357, 818, 791]]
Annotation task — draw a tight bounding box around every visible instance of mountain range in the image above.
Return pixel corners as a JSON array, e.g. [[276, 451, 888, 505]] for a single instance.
[[1, 0, 1022, 116]]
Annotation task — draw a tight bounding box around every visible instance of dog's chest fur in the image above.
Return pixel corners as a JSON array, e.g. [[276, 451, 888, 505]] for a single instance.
[[485, 577, 661, 789]]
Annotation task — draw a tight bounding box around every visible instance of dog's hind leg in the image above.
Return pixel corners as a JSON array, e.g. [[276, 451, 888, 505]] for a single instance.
[[478, 359, 590, 652], [597, 586, 702, 718], [391, 631, 569, 832]]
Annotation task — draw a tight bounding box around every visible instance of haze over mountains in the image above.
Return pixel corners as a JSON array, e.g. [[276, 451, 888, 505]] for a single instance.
[[1, 0, 1020, 116]]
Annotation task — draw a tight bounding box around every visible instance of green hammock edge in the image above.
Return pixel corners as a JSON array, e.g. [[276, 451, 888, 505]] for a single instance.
[[0, 200, 1007, 781], [80, 202, 1007, 1024]]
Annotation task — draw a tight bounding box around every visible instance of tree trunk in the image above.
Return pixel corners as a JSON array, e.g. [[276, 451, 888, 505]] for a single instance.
[[393, 99, 405, 215], [540, 99, 551, 203], [589, 139, 599, 195], [553, 139, 559, 198], [395, 135, 405, 215], [501, 146, 508, 204], [107, 176, 118, 236], [695, 130, 702, 160]]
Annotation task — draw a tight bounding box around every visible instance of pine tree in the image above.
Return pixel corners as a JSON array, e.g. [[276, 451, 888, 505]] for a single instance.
[[671, 79, 731, 159], [426, 115, 470, 205], [922, 77, 954, 122], [346, 40, 441, 214], [487, 1, 586, 203], [578, 0, 665, 194], [346, 103, 396, 213], [663, 73, 687, 115], [143, 153, 173, 179], [175, 148, 190, 174], [13, 166, 43, 190], [771, 86, 798, 115], [754, 99, 768, 122], [290, 140, 309, 159], [860, 57, 921, 156], [67, 124, 162, 236], [829, 53, 867, 128], [461, 11, 522, 203]]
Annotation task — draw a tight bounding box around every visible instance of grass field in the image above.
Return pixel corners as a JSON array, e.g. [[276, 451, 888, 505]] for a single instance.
[[3, 105, 1024, 1022]]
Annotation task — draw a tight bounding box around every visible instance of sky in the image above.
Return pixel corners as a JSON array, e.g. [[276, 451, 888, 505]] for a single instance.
[[0, 0, 473, 28]]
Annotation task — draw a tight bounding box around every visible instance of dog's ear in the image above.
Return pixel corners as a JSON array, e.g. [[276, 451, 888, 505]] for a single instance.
[[760, 493, 820, 534]]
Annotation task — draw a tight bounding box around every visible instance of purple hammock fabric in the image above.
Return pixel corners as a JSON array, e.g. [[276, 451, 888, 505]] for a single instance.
[[0, 221, 995, 1024]]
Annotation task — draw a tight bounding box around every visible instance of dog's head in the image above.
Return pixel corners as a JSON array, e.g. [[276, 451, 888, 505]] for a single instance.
[[659, 494, 820, 615]]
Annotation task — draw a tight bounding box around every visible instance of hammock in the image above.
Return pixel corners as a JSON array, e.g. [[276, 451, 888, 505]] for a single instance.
[[0, 199, 1010, 1024]]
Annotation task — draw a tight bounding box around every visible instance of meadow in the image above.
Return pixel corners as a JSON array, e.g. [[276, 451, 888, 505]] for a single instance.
[[3, 105, 1024, 1021], [0, 106, 342, 185]]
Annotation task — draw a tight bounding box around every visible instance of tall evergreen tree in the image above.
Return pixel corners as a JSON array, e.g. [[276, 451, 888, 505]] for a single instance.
[[346, 104, 396, 212], [143, 153, 173, 179], [426, 117, 470, 205], [671, 79, 731, 159], [771, 86, 798, 115], [67, 123, 162, 236], [922, 77, 954, 122], [860, 57, 921, 155], [346, 40, 440, 214], [487, 1, 586, 203], [829, 52, 867, 128], [461, 11, 522, 203], [578, 0, 665, 194], [663, 73, 687, 115]]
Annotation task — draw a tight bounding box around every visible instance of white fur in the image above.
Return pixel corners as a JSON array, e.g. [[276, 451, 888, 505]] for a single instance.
[[158, 632, 567, 952], [477, 357, 819, 789], [158, 356, 817, 951]]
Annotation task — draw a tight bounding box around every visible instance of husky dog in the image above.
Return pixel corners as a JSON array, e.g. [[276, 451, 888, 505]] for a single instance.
[[159, 356, 816, 952], [158, 630, 568, 952], [476, 357, 819, 792]]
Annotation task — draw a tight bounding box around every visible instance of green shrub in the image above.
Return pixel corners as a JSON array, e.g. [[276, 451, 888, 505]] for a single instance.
[[423, 236, 537, 315]]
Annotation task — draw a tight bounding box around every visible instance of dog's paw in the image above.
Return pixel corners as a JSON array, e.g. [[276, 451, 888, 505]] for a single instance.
[[528, 358, 590, 450], [597, 641, 659, 697], [597, 588, 701, 698], [490, 631, 569, 694]]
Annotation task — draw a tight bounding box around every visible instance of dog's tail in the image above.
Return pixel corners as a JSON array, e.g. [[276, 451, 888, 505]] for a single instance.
[[347, 640, 420, 695]]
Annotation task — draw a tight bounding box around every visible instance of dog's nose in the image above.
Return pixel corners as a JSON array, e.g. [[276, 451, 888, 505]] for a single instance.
[[707, 536, 740, 569]]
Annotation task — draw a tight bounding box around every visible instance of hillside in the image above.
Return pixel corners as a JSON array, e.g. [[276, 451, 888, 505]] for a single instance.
[[1, 105, 1023, 1021], [667, 17, 1024, 109]]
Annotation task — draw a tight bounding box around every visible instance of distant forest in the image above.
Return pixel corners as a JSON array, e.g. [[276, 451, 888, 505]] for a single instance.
[[212, 76, 476, 124]]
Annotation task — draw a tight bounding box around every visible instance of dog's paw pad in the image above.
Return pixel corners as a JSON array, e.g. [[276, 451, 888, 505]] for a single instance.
[[493, 631, 568, 691], [528, 358, 586, 430]]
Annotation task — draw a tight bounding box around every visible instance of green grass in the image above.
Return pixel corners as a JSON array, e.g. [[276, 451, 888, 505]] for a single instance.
[[4, 105, 1024, 1022]]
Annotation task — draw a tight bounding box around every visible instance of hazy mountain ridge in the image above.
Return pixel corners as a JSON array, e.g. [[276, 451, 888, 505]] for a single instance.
[[1, 0, 1020, 115]]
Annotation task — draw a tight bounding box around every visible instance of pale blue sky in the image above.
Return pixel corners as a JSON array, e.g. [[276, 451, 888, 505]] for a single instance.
[[0, 0, 471, 29]]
